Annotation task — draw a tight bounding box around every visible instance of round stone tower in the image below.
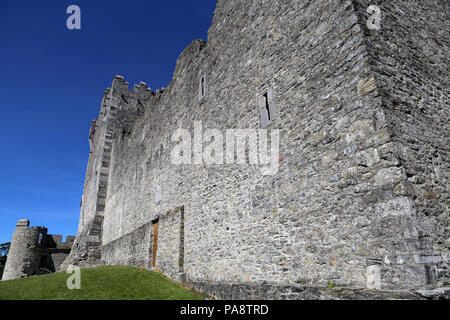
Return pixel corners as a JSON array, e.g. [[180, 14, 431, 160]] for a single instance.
[[1, 219, 46, 281]]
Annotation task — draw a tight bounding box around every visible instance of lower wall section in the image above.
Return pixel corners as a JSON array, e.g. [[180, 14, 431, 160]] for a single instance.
[[186, 280, 449, 300], [46, 250, 71, 272], [102, 222, 153, 269], [155, 206, 185, 281], [100, 206, 185, 281], [98, 210, 450, 299]]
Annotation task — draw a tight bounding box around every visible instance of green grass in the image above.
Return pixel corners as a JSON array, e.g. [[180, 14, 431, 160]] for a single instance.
[[0, 266, 203, 300]]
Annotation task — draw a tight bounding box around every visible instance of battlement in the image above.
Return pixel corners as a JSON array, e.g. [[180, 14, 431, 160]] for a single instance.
[[16, 219, 30, 227], [43, 234, 76, 249], [111, 75, 153, 99], [96, 76, 156, 139], [111, 75, 129, 92], [13, 220, 74, 249], [22, 224, 48, 236], [134, 81, 151, 92]]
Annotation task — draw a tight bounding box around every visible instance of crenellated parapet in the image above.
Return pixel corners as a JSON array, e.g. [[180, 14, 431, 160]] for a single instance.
[[110, 76, 154, 138], [41, 234, 76, 250]]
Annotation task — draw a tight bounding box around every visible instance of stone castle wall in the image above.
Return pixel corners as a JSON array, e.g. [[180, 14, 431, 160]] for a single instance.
[[102, 222, 153, 269], [2, 220, 74, 281], [2, 221, 43, 281], [354, 0, 450, 284], [65, 0, 449, 298], [154, 206, 185, 281]]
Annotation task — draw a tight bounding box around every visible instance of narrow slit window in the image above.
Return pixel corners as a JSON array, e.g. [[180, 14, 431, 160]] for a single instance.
[[259, 89, 276, 128], [199, 74, 206, 101], [264, 92, 271, 120], [201, 77, 205, 97]]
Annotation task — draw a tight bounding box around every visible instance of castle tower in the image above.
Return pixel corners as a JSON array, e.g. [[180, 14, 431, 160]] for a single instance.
[[60, 76, 153, 270], [2, 219, 46, 281]]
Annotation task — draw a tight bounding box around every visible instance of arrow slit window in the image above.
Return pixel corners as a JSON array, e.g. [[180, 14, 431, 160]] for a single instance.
[[199, 73, 207, 101], [259, 89, 276, 128]]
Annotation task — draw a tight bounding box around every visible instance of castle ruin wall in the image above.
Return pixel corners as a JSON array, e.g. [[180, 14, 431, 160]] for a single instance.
[[64, 0, 449, 298], [2, 219, 74, 281]]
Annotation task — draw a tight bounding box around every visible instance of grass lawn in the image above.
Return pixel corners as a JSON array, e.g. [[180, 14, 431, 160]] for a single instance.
[[0, 265, 203, 300]]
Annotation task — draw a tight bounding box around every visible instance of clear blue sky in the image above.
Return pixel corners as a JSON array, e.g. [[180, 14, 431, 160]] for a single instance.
[[0, 0, 217, 244]]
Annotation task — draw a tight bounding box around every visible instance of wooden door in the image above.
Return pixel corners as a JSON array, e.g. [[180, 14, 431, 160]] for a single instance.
[[152, 222, 159, 268]]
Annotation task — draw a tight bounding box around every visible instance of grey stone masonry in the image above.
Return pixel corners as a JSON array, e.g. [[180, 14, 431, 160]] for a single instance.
[[66, 0, 449, 299], [2, 220, 74, 280]]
